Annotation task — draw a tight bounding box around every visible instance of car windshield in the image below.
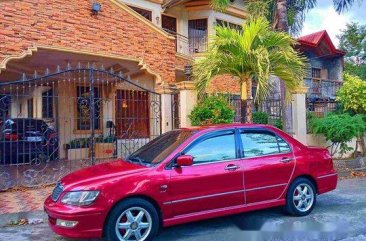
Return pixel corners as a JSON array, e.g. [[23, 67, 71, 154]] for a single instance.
[[127, 129, 196, 165]]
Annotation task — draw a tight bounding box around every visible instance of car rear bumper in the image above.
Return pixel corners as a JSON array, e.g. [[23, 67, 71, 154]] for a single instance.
[[316, 171, 338, 194], [44, 197, 105, 239]]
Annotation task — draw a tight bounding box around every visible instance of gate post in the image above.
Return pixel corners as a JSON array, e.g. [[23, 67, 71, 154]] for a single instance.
[[155, 84, 173, 133], [291, 86, 308, 144], [89, 67, 95, 165], [176, 81, 197, 127]]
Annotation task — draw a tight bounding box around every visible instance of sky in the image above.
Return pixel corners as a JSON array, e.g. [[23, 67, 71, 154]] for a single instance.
[[301, 0, 366, 47]]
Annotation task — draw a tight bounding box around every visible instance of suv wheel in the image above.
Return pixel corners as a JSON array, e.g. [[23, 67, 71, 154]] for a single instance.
[[285, 177, 316, 216], [105, 198, 159, 241]]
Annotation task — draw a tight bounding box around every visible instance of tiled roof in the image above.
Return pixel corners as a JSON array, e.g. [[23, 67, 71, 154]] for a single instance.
[[299, 30, 327, 45], [298, 30, 346, 56]]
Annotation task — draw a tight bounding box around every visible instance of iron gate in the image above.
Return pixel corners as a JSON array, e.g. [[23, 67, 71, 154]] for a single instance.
[[171, 91, 180, 129], [0, 63, 161, 191]]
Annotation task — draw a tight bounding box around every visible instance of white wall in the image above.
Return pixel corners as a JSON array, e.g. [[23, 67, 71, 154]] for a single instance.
[[120, 0, 163, 26], [306, 134, 364, 159]]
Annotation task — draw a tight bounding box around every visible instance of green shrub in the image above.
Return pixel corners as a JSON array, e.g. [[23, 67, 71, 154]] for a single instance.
[[273, 119, 283, 130], [253, 111, 269, 124], [66, 135, 115, 149], [189, 95, 235, 126], [337, 73, 366, 114], [309, 113, 366, 156]]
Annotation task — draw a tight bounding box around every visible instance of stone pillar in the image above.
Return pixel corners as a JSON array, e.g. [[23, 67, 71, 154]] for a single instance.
[[291, 86, 308, 145], [176, 81, 197, 127], [155, 84, 174, 134]]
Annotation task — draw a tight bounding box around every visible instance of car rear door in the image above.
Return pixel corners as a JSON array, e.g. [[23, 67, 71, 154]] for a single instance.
[[240, 128, 295, 204], [168, 129, 245, 216]]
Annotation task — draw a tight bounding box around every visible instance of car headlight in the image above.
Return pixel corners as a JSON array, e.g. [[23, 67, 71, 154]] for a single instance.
[[61, 191, 100, 206]]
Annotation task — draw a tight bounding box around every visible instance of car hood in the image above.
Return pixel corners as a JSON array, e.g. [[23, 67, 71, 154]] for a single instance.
[[61, 159, 147, 190]]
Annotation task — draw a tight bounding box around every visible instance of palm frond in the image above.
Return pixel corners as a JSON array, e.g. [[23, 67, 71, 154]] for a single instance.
[[333, 0, 359, 13], [192, 17, 307, 104], [211, 0, 231, 11]]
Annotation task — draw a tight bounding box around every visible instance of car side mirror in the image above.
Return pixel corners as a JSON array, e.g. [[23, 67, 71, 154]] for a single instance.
[[175, 155, 193, 167]]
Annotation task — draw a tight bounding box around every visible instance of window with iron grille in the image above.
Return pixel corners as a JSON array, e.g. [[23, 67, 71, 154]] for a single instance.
[[188, 19, 208, 53], [76, 86, 101, 131], [27, 98, 33, 118], [128, 6, 152, 21], [42, 89, 53, 119], [311, 68, 321, 79]]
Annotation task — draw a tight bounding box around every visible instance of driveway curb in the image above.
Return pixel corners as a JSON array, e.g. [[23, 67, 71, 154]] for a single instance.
[[0, 210, 46, 227]]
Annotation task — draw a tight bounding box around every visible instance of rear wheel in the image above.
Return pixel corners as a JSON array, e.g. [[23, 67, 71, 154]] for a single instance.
[[285, 177, 316, 216], [105, 198, 159, 241]]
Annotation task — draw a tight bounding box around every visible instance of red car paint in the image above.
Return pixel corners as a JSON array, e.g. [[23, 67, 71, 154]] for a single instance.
[[44, 124, 337, 239]]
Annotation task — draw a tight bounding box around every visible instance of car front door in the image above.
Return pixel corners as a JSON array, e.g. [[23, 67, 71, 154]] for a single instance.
[[240, 129, 295, 204], [168, 129, 244, 216]]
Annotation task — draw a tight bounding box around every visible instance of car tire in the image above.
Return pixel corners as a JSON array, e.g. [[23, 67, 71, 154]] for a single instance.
[[284, 177, 316, 216], [105, 198, 160, 241]]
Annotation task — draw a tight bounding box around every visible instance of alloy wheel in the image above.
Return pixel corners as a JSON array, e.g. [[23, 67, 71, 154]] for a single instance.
[[115, 207, 152, 241], [292, 183, 314, 212]]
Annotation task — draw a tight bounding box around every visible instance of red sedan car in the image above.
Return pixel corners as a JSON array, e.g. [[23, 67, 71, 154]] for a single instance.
[[45, 124, 337, 241]]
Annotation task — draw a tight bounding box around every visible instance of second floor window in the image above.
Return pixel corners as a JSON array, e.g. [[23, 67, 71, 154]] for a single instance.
[[189, 19, 208, 54], [162, 14, 177, 34], [129, 6, 152, 21], [312, 68, 321, 79]]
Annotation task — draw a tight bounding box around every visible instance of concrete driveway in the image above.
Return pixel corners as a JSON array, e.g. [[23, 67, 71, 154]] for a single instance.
[[1, 178, 365, 241]]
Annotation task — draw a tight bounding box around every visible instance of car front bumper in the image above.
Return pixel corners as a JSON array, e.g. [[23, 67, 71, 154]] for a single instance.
[[44, 196, 106, 239]]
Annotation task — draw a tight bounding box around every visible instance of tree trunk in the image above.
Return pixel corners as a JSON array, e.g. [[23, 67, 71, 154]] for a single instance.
[[359, 135, 366, 157], [241, 77, 253, 123], [275, 0, 289, 32], [275, 0, 290, 131]]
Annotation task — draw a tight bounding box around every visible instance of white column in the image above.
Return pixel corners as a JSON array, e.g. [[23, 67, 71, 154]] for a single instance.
[[155, 85, 173, 134], [176, 81, 197, 127], [291, 87, 308, 145]]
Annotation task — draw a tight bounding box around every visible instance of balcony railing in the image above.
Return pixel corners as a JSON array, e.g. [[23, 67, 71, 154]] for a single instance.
[[163, 28, 208, 56], [304, 78, 342, 99], [163, 28, 189, 56]]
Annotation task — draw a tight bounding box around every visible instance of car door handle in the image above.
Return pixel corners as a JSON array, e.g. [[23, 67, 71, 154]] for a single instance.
[[279, 157, 293, 163], [225, 164, 240, 171]]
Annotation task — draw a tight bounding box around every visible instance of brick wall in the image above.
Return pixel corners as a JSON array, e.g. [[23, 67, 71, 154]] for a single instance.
[[206, 75, 240, 94], [0, 0, 176, 83]]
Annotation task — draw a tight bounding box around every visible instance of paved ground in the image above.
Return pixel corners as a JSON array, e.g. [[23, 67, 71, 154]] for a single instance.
[[1, 178, 365, 241]]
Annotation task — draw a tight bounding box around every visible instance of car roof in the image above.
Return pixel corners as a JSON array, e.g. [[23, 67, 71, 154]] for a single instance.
[[179, 123, 273, 131]]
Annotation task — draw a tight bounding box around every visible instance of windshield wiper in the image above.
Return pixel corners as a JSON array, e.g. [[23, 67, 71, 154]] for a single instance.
[[128, 156, 146, 165], [127, 156, 155, 167]]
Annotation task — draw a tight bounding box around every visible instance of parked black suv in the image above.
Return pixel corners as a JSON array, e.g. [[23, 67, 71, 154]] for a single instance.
[[0, 118, 59, 165]]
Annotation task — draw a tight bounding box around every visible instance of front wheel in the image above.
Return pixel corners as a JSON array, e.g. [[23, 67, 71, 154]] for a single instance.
[[105, 198, 160, 241], [284, 177, 316, 216]]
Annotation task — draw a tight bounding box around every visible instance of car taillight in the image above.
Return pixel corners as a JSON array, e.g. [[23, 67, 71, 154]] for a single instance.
[[5, 133, 19, 141]]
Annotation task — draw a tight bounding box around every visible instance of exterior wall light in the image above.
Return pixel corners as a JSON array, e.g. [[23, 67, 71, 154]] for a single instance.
[[92, 2, 101, 15]]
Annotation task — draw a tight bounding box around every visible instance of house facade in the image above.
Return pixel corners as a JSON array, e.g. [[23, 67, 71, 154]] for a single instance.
[[0, 0, 248, 189], [296, 30, 346, 117]]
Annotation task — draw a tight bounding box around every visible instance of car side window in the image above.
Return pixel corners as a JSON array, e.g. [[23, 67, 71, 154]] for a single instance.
[[185, 132, 236, 164], [277, 136, 291, 153], [241, 131, 291, 158]]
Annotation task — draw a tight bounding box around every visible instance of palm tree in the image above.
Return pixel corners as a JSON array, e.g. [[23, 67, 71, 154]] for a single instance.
[[193, 18, 307, 122], [212, 0, 362, 34]]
